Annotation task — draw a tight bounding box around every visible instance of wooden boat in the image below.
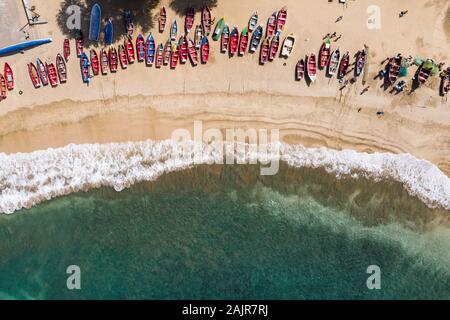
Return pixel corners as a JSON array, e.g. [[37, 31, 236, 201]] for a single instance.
[[80, 52, 90, 83], [136, 34, 145, 62], [202, 6, 212, 36], [212, 17, 225, 41], [327, 48, 340, 77], [195, 25, 203, 49], [0, 74, 6, 100], [260, 37, 270, 64], [109, 47, 118, 72], [4, 62, 14, 90], [249, 25, 263, 53], [319, 39, 331, 69], [163, 40, 171, 65], [155, 43, 164, 68], [56, 53, 67, 82], [28, 62, 41, 88], [276, 7, 288, 33], [124, 10, 134, 38], [355, 48, 366, 77], [185, 7, 195, 34], [417, 60, 433, 85], [201, 36, 210, 64], [280, 33, 295, 58], [229, 27, 239, 56], [221, 25, 230, 53], [90, 49, 100, 75], [268, 34, 279, 61], [45, 62, 58, 87], [89, 3, 102, 41], [125, 37, 135, 63], [440, 76, 450, 96], [170, 44, 179, 69], [118, 44, 128, 69], [36, 58, 49, 86], [179, 36, 188, 64], [159, 7, 167, 33], [145, 33, 156, 66], [75, 31, 83, 57], [296, 59, 305, 81], [239, 27, 249, 56], [188, 38, 198, 66], [248, 12, 258, 32], [99, 48, 108, 75], [105, 18, 113, 45], [307, 54, 317, 82], [266, 12, 277, 38], [63, 39, 70, 61], [337, 52, 350, 79], [388, 54, 402, 84], [170, 20, 178, 41]]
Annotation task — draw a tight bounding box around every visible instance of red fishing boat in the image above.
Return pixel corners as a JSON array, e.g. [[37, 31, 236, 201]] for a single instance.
[[171, 44, 179, 69], [268, 35, 280, 61], [155, 43, 164, 68], [136, 34, 145, 62], [119, 44, 128, 69], [64, 39, 70, 61], [185, 7, 195, 33], [221, 25, 230, 53], [100, 48, 108, 75], [56, 53, 67, 83], [229, 27, 239, 56], [307, 54, 317, 82], [28, 62, 41, 88], [188, 38, 198, 66], [109, 47, 118, 72], [45, 62, 58, 87], [0, 74, 7, 100], [319, 40, 331, 69], [338, 52, 350, 79], [125, 37, 135, 63], [202, 6, 212, 35], [388, 54, 402, 84], [4, 62, 14, 90], [266, 12, 276, 38], [260, 37, 270, 64], [76, 31, 83, 57], [90, 49, 100, 75], [276, 7, 288, 33], [163, 40, 171, 65], [179, 36, 188, 64], [159, 7, 167, 33], [201, 36, 210, 64], [238, 28, 249, 56], [296, 59, 305, 81]]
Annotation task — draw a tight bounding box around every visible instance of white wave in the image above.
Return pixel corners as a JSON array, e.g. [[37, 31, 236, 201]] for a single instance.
[[0, 140, 449, 214]]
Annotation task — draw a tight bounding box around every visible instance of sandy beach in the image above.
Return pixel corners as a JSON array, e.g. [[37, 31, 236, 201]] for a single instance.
[[0, 0, 449, 175]]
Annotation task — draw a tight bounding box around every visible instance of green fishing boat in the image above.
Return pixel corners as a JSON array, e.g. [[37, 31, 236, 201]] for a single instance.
[[212, 17, 226, 41]]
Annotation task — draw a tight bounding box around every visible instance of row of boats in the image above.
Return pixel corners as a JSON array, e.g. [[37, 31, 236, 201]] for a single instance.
[[27, 54, 67, 88]]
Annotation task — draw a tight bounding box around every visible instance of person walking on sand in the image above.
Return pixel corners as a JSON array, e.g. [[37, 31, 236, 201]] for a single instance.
[[399, 10, 408, 18], [335, 15, 343, 23]]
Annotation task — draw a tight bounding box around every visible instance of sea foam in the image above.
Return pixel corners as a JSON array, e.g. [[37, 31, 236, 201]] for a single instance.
[[0, 140, 449, 214]]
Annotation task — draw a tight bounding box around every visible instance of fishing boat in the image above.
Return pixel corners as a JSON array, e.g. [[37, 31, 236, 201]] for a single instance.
[[109, 47, 118, 72], [145, 33, 156, 66], [155, 43, 164, 68], [171, 21, 178, 41], [89, 3, 102, 41], [327, 48, 341, 77], [4, 63, 14, 90], [388, 54, 402, 84], [90, 49, 100, 75], [307, 54, 317, 82], [124, 10, 134, 38], [249, 25, 263, 53], [171, 44, 179, 69], [63, 39, 70, 61], [259, 37, 270, 64], [159, 7, 167, 33], [118, 44, 128, 69], [179, 36, 188, 64], [188, 38, 198, 66], [0, 38, 52, 56], [163, 40, 171, 65], [355, 48, 366, 77], [417, 59, 434, 85], [28, 62, 41, 88], [229, 27, 239, 56], [238, 27, 249, 56], [36, 58, 49, 86], [99, 48, 108, 75], [45, 62, 58, 87], [280, 33, 295, 58], [221, 25, 230, 53], [212, 17, 225, 41], [201, 36, 210, 64], [248, 12, 258, 32], [80, 52, 91, 83], [296, 59, 305, 81], [0, 74, 6, 100], [268, 35, 280, 61], [125, 37, 135, 63], [105, 18, 113, 45], [440, 76, 450, 96], [266, 12, 277, 38], [319, 39, 331, 69], [185, 7, 195, 34], [195, 25, 203, 49], [136, 34, 145, 62], [337, 52, 350, 79], [56, 53, 67, 82], [76, 31, 84, 57], [202, 6, 212, 36], [276, 7, 288, 33]]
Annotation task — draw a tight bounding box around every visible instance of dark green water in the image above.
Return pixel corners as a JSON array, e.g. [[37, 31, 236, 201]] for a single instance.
[[0, 164, 449, 299]]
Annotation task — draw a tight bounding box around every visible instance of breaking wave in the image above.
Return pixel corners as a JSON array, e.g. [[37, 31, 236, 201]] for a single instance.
[[0, 140, 449, 214]]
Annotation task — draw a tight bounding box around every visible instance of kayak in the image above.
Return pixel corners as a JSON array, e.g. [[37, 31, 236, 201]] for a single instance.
[[0, 38, 52, 56]]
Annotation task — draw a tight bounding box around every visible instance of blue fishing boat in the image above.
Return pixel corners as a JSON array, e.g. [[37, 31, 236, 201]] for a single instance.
[[146, 33, 156, 65], [170, 20, 178, 41], [0, 38, 52, 56], [80, 52, 91, 83], [105, 18, 113, 45], [89, 4, 102, 41], [249, 25, 263, 53]]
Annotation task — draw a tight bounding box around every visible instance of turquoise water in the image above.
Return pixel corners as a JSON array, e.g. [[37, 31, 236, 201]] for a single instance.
[[0, 164, 449, 299]]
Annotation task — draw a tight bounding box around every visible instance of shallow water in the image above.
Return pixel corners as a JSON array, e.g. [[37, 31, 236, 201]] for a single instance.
[[0, 164, 449, 299]]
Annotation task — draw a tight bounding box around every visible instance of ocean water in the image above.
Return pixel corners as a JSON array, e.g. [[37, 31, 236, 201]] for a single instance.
[[0, 163, 449, 300]]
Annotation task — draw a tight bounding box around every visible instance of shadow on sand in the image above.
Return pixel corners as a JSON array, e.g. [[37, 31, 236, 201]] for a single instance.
[[169, 0, 218, 15]]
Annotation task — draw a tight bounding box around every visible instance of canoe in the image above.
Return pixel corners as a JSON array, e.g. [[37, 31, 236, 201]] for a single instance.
[[99, 48, 108, 75], [195, 25, 203, 49], [319, 39, 331, 68], [201, 36, 210, 64], [188, 38, 198, 66], [36, 58, 49, 86], [105, 18, 113, 45], [163, 40, 171, 65], [28, 62, 41, 88], [248, 12, 258, 32], [221, 25, 230, 53], [238, 27, 249, 56], [212, 17, 226, 41], [125, 37, 135, 63], [76, 31, 83, 57], [260, 37, 270, 64], [171, 20, 178, 41], [276, 6, 288, 33], [179, 36, 188, 64], [90, 49, 99, 75], [56, 53, 67, 82], [136, 34, 145, 62], [124, 10, 134, 38], [417, 61, 432, 84], [337, 52, 350, 79], [118, 44, 128, 69], [296, 59, 305, 81], [146, 33, 156, 66], [388, 54, 402, 84], [327, 48, 340, 76], [266, 12, 276, 38], [185, 7, 195, 34], [63, 39, 70, 61], [4, 62, 14, 90], [202, 6, 212, 35], [355, 48, 366, 77], [159, 7, 167, 33], [0, 38, 52, 56], [268, 34, 279, 61], [0, 74, 6, 100], [80, 52, 91, 83], [155, 43, 164, 68], [249, 25, 263, 53], [171, 44, 179, 69], [229, 27, 239, 56], [109, 47, 118, 72], [280, 33, 295, 58], [307, 54, 317, 82], [46, 62, 58, 87], [89, 3, 102, 41]]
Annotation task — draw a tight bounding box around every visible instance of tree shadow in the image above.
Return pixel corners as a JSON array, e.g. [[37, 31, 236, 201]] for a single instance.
[[56, 0, 160, 47], [169, 0, 218, 15]]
